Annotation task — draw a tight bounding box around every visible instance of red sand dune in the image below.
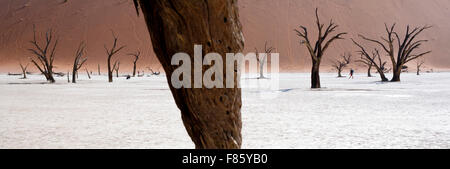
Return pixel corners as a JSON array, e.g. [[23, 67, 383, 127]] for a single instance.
[[1, 0, 449, 73]]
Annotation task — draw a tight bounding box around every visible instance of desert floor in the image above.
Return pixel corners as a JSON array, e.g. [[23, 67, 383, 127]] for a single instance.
[[1, 72, 449, 148]]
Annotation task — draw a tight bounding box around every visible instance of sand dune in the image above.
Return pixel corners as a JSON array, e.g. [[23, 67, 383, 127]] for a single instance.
[[1, 0, 449, 73]]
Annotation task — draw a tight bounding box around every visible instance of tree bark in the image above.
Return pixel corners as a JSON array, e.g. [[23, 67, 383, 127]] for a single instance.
[[136, 0, 244, 149], [337, 69, 342, 77], [367, 65, 372, 77], [311, 61, 321, 88]]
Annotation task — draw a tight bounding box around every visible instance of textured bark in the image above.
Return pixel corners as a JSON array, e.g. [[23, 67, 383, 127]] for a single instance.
[[135, 0, 244, 149]]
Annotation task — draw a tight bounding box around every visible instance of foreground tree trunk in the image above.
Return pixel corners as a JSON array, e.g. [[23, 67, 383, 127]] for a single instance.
[[135, 0, 244, 149]]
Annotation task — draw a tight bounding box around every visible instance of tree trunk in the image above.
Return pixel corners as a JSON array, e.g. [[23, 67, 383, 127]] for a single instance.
[[337, 68, 342, 77], [86, 69, 91, 79], [367, 65, 372, 77], [376, 68, 388, 82], [137, 0, 244, 149], [22, 69, 27, 79], [259, 62, 265, 78], [108, 60, 112, 82], [133, 62, 137, 77], [72, 67, 77, 83], [47, 70, 55, 83], [311, 62, 321, 88], [391, 67, 401, 82], [98, 64, 101, 75]]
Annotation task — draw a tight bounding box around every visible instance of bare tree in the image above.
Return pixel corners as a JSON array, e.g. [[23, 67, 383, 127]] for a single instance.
[[71, 42, 88, 83], [356, 52, 375, 77], [352, 39, 390, 82], [85, 68, 91, 79], [104, 32, 125, 82], [254, 41, 275, 79], [113, 60, 120, 78], [294, 8, 347, 88], [19, 62, 29, 79], [416, 59, 425, 75], [146, 67, 160, 75], [357, 23, 431, 81], [28, 25, 58, 83], [97, 64, 101, 75], [128, 51, 140, 77], [332, 53, 351, 77]]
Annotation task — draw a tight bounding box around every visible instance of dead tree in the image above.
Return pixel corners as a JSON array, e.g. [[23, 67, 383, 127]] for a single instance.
[[71, 42, 87, 83], [128, 51, 140, 77], [294, 8, 347, 88], [28, 25, 58, 83], [105, 32, 125, 82], [134, 0, 244, 149], [356, 53, 375, 77], [332, 53, 351, 77], [352, 39, 389, 82], [19, 62, 29, 79], [98, 64, 101, 75], [146, 67, 160, 75], [113, 60, 120, 78], [357, 24, 431, 81], [255, 41, 275, 79], [85, 68, 91, 79], [416, 60, 425, 75]]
